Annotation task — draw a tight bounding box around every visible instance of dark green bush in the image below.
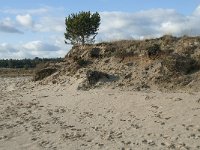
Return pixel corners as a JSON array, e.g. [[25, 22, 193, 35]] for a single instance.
[[147, 44, 161, 58], [77, 59, 90, 67]]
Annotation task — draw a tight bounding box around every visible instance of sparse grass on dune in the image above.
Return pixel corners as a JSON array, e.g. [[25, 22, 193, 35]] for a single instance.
[[0, 68, 35, 77]]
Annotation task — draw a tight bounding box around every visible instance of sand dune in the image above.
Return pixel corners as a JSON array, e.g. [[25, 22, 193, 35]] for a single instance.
[[0, 77, 200, 150]]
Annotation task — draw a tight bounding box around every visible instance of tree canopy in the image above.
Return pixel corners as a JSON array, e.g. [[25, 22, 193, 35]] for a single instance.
[[64, 11, 101, 46]]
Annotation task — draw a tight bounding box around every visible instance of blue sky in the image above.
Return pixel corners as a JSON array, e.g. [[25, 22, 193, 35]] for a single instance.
[[0, 0, 200, 59]]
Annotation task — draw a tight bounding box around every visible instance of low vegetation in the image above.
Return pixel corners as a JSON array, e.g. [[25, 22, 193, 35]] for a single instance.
[[58, 35, 200, 91], [33, 67, 57, 81], [0, 57, 63, 77], [0, 68, 34, 77], [3, 34, 200, 91], [0, 57, 63, 69]]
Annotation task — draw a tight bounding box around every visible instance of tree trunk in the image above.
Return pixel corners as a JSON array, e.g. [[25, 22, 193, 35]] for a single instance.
[[81, 35, 85, 46]]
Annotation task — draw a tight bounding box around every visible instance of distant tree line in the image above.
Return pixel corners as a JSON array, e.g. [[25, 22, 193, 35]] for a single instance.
[[0, 57, 63, 69]]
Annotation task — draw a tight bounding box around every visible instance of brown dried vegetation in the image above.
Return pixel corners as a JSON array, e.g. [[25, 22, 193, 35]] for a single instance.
[[35, 35, 200, 91]]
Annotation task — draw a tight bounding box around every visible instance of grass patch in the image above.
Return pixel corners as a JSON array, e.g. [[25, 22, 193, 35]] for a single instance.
[[0, 68, 34, 77]]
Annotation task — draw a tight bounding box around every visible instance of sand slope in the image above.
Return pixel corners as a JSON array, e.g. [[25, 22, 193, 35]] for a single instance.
[[0, 77, 200, 150]]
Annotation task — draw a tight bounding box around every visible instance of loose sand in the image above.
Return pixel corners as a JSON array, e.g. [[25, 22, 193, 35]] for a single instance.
[[0, 77, 200, 150]]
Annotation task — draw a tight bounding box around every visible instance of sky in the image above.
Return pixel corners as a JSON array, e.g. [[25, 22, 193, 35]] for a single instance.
[[0, 0, 200, 59]]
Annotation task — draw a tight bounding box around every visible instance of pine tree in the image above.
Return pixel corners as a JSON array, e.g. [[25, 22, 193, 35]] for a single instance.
[[64, 11, 101, 45]]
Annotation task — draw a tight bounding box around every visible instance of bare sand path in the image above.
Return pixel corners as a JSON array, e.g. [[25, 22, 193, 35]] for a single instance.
[[0, 77, 200, 150]]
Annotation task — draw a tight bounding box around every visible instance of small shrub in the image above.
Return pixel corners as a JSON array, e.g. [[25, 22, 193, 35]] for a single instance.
[[114, 50, 135, 58], [33, 68, 57, 81], [147, 44, 161, 58], [163, 54, 198, 75], [90, 48, 101, 58], [77, 59, 90, 67], [86, 70, 110, 85]]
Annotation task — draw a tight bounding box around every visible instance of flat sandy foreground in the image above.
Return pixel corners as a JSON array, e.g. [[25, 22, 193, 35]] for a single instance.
[[0, 77, 200, 150]]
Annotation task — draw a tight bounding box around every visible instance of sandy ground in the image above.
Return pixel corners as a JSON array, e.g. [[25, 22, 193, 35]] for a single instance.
[[0, 77, 200, 150]]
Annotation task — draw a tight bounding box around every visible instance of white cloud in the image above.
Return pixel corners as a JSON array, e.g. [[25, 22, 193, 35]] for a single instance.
[[98, 7, 200, 40], [22, 41, 60, 52], [2, 17, 13, 27], [0, 40, 68, 59], [16, 14, 33, 27], [0, 43, 21, 59], [1, 6, 65, 33], [22, 41, 67, 58], [0, 7, 50, 15], [15, 14, 64, 33], [0, 41, 67, 59], [193, 5, 200, 16], [33, 16, 65, 32], [0, 43, 18, 52], [0, 17, 23, 34]]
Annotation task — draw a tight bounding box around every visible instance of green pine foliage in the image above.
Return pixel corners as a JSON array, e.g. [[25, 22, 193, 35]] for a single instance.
[[64, 11, 101, 45]]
